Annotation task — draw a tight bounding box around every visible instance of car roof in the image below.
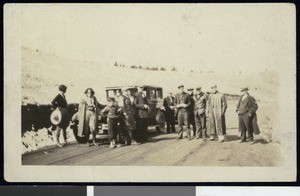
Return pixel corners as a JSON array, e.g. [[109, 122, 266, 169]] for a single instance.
[[106, 85, 162, 90]]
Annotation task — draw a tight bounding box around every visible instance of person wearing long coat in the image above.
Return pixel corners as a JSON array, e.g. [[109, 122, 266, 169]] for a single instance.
[[77, 88, 102, 147], [134, 86, 149, 143], [206, 85, 227, 142], [236, 87, 260, 144]]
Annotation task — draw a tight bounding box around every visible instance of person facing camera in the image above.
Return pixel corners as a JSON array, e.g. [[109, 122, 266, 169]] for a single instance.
[[77, 88, 102, 147], [101, 97, 122, 148]]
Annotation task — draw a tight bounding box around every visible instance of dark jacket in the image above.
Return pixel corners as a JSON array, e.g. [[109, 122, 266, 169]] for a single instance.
[[237, 94, 260, 134], [51, 94, 68, 109], [134, 91, 148, 118], [174, 92, 191, 113], [163, 96, 175, 113], [236, 94, 258, 116], [124, 95, 136, 116], [193, 92, 206, 115]]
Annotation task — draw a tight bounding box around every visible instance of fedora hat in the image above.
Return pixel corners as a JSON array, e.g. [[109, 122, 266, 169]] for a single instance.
[[177, 84, 184, 89], [241, 87, 249, 92]]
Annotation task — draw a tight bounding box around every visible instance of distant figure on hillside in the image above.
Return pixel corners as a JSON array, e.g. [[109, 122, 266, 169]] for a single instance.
[[51, 84, 69, 147], [236, 87, 260, 144], [206, 85, 227, 142]]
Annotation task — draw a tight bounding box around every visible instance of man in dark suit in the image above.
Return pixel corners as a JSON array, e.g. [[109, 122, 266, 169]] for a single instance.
[[236, 87, 259, 144], [163, 92, 176, 133], [51, 84, 69, 147], [187, 88, 196, 138], [134, 86, 149, 143], [174, 85, 191, 140]]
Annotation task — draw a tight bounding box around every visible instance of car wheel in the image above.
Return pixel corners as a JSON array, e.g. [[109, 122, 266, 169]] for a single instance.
[[155, 111, 166, 133], [71, 121, 90, 144]]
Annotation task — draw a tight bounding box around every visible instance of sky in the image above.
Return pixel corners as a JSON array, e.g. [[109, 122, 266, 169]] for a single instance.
[[20, 4, 295, 74]]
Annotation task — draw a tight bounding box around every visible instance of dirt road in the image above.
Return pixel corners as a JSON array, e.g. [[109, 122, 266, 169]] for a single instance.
[[22, 101, 280, 166]]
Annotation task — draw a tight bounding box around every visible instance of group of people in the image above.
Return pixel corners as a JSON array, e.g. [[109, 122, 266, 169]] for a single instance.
[[51, 83, 259, 149], [163, 84, 259, 144], [51, 85, 150, 148]]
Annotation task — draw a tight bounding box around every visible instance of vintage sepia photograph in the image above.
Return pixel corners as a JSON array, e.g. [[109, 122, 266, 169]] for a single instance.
[[4, 3, 296, 182]]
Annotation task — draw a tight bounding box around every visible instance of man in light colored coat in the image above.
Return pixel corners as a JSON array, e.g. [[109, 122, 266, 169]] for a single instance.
[[206, 85, 227, 142]]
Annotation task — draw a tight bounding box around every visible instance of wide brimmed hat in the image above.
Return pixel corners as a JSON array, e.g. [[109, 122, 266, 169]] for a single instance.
[[177, 85, 184, 89], [187, 88, 194, 91], [241, 87, 249, 92], [196, 87, 202, 90], [50, 109, 62, 125], [50, 107, 68, 125]]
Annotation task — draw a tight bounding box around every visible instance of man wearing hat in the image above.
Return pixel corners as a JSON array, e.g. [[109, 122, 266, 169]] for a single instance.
[[121, 87, 140, 145], [100, 97, 122, 148], [193, 87, 207, 140], [163, 91, 176, 133], [236, 87, 259, 144], [174, 85, 191, 140], [134, 85, 149, 143], [206, 85, 227, 142], [51, 84, 69, 147], [187, 88, 196, 138]]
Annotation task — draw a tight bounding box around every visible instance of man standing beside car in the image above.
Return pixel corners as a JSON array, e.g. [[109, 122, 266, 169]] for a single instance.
[[134, 86, 149, 143], [163, 92, 176, 133], [174, 85, 191, 140]]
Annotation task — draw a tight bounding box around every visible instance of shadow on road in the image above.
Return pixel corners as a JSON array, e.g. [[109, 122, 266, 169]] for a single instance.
[[225, 135, 241, 142]]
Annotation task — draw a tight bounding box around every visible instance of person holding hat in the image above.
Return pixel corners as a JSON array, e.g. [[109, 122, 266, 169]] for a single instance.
[[193, 87, 207, 140], [187, 88, 196, 139], [236, 87, 259, 144], [163, 91, 176, 133], [206, 85, 227, 142], [174, 85, 191, 140], [51, 84, 69, 147], [77, 88, 104, 147], [134, 85, 149, 143], [101, 97, 122, 148]]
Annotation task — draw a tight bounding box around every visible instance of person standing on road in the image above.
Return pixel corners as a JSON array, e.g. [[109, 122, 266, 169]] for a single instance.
[[122, 87, 140, 145], [206, 85, 227, 142], [116, 89, 128, 143], [51, 84, 69, 148], [163, 92, 176, 133], [100, 98, 122, 148], [187, 88, 196, 138], [134, 86, 149, 143], [77, 88, 102, 147], [236, 87, 260, 144], [174, 85, 191, 140], [193, 87, 207, 140]]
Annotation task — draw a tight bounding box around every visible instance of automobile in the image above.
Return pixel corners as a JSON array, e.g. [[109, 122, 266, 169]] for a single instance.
[[70, 85, 166, 143]]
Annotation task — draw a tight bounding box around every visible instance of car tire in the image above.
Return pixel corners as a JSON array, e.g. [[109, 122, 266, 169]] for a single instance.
[[155, 111, 166, 133], [71, 120, 90, 144]]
